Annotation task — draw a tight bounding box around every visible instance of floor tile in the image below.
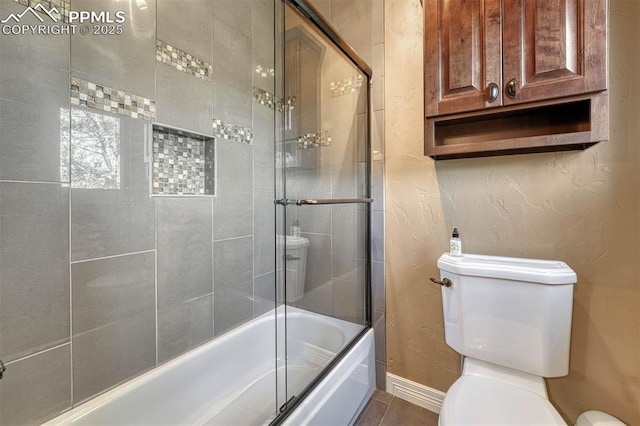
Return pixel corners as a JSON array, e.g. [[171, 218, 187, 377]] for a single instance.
[[380, 397, 439, 426], [372, 389, 394, 405], [355, 398, 388, 426]]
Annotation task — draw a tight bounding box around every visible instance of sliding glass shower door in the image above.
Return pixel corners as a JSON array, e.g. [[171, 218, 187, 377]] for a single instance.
[[275, 0, 371, 415]]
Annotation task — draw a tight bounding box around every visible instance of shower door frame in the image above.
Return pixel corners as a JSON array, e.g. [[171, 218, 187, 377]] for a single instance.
[[271, 0, 374, 423]]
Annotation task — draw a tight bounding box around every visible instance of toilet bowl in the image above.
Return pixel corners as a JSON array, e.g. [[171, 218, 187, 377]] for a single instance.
[[435, 253, 626, 426], [439, 358, 566, 425], [576, 411, 626, 426], [277, 235, 310, 302]]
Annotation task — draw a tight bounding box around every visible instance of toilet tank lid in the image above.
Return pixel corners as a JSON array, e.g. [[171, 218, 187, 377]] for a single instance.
[[437, 253, 577, 285], [276, 235, 310, 248]]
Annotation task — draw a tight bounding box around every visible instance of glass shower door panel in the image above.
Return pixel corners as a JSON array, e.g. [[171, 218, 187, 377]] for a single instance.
[[274, 0, 289, 416], [281, 2, 370, 410]]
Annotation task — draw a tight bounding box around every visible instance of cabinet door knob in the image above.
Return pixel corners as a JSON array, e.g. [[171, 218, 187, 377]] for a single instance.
[[487, 82, 499, 103], [506, 78, 517, 99]]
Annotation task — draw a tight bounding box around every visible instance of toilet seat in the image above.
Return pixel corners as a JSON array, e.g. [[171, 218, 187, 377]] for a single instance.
[[439, 375, 567, 425]]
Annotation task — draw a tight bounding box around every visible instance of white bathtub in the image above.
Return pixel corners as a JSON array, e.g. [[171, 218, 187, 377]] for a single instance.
[[45, 306, 375, 425]]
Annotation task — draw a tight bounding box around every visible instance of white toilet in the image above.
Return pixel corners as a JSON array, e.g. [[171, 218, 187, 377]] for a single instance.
[[435, 253, 626, 426], [277, 235, 310, 302]]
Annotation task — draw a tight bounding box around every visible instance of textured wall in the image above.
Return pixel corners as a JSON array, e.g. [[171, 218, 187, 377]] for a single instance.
[[385, 0, 640, 424], [384, 0, 461, 393]]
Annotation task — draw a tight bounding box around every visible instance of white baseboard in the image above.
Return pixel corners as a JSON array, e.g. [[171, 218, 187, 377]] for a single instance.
[[386, 373, 446, 414]]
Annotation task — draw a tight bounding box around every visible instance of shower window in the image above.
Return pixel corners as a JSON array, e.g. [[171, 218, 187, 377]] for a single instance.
[[60, 108, 121, 189]]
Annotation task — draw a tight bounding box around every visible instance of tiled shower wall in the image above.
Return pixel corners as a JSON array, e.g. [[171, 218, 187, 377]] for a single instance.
[[0, 0, 276, 423]]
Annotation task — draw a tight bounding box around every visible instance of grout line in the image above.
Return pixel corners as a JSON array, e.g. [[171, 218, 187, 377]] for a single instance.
[[154, 200, 159, 366], [70, 249, 156, 264], [211, 194, 215, 335], [299, 231, 332, 237], [5, 341, 70, 366], [377, 395, 394, 426], [251, 136, 256, 317], [254, 270, 276, 280], [212, 233, 254, 243], [157, 293, 215, 316], [67, 163, 74, 406], [0, 179, 64, 185]]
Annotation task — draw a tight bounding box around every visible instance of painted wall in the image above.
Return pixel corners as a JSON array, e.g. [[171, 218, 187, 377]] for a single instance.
[[384, 0, 640, 424]]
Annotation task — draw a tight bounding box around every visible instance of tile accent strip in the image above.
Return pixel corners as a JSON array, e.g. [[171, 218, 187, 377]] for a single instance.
[[212, 119, 253, 145], [156, 40, 213, 81], [298, 130, 332, 149], [252, 87, 295, 112], [331, 75, 364, 97], [13, 0, 70, 23], [152, 125, 214, 196], [71, 77, 157, 122]]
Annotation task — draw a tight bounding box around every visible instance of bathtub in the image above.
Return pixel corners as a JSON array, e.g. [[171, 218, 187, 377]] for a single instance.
[[45, 306, 375, 425]]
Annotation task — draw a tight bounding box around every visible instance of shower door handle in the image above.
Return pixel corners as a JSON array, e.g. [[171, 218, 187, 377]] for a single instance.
[[276, 198, 373, 206]]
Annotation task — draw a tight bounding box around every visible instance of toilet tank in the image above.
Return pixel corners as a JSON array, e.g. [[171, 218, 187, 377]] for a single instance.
[[437, 253, 577, 378], [277, 235, 310, 302]]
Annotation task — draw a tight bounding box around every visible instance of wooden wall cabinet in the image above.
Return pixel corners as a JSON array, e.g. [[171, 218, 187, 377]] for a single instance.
[[424, 0, 609, 159]]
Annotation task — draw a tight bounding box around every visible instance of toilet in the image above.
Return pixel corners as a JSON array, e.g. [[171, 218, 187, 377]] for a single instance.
[[277, 235, 310, 302], [435, 253, 626, 426]]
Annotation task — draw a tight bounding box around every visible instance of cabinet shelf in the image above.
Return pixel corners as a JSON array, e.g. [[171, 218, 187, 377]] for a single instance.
[[425, 93, 608, 160]]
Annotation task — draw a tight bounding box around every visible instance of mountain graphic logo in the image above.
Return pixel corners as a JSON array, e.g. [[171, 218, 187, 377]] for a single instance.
[[1, 3, 59, 24]]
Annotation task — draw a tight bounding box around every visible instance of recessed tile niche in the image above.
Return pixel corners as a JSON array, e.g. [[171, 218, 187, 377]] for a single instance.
[[151, 125, 215, 196]]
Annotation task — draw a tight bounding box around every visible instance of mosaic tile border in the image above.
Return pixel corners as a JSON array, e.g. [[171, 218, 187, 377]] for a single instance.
[[331, 75, 364, 97], [152, 125, 214, 196], [252, 87, 295, 112], [13, 0, 70, 23], [71, 77, 157, 122], [212, 119, 253, 145], [297, 130, 332, 149], [156, 40, 213, 81]]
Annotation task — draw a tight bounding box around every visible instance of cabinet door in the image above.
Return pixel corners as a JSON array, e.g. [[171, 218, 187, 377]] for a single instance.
[[502, 0, 608, 105], [425, 0, 502, 117]]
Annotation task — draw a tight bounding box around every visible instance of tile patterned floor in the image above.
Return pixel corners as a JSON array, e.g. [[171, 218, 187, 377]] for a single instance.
[[355, 390, 440, 426]]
